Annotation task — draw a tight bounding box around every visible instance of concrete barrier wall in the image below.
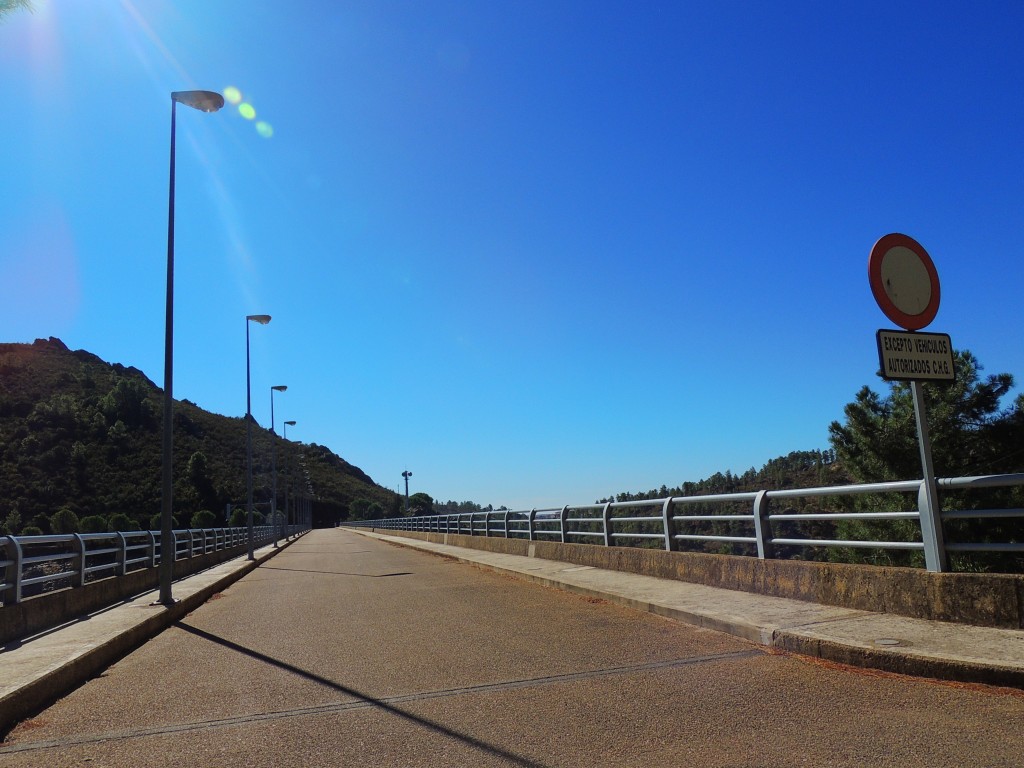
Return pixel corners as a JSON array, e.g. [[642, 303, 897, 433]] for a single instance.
[[377, 530, 1024, 629], [0, 545, 250, 645]]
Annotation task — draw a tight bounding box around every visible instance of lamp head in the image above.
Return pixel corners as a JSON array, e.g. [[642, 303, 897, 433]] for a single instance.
[[284, 420, 296, 426], [272, 385, 288, 393], [247, 314, 271, 324], [172, 90, 226, 113]]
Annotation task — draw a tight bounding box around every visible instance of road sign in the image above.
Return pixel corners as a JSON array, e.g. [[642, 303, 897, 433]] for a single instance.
[[868, 233, 941, 330], [876, 329, 955, 382]]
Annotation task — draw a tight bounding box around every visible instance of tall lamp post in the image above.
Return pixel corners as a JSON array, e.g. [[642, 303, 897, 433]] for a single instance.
[[246, 314, 272, 560], [283, 420, 296, 537], [270, 385, 287, 546], [402, 470, 412, 514], [158, 90, 224, 607]]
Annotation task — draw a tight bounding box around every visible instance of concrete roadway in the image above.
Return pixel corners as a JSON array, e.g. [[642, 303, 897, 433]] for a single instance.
[[2, 529, 1022, 767]]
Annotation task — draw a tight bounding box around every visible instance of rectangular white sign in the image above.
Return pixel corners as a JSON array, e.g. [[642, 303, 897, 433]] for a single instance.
[[876, 330, 955, 382]]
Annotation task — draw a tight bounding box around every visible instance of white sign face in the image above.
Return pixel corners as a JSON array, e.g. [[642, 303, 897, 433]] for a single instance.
[[876, 330, 955, 382], [879, 246, 932, 315]]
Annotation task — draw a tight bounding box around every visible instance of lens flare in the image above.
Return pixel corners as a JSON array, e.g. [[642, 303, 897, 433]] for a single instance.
[[223, 86, 273, 137]]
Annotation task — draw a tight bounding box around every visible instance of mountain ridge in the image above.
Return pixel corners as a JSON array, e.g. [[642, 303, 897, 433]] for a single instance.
[[0, 337, 399, 534]]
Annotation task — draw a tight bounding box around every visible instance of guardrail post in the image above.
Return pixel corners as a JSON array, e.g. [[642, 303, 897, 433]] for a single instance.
[[72, 533, 87, 588], [752, 490, 774, 559], [559, 506, 569, 543], [661, 498, 675, 551], [528, 509, 536, 541], [602, 503, 613, 547], [5, 536, 23, 604], [147, 531, 157, 568], [115, 532, 128, 575], [0, 537, 9, 606], [504, 509, 511, 538]]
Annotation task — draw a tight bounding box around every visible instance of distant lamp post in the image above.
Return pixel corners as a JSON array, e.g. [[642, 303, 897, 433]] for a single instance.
[[270, 385, 287, 546], [402, 470, 413, 514], [246, 314, 272, 560], [158, 89, 225, 607], [283, 420, 296, 537]]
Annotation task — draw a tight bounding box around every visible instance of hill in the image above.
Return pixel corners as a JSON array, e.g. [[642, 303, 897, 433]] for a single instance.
[[0, 338, 400, 534]]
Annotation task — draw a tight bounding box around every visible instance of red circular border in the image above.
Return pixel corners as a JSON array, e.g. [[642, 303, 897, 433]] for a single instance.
[[868, 233, 941, 330]]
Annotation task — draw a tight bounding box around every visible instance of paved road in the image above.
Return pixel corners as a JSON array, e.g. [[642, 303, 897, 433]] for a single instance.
[[2, 529, 1022, 767]]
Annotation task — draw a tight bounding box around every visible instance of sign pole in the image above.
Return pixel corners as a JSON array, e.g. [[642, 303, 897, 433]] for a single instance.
[[868, 233, 950, 573], [910, 380, 946, 572]]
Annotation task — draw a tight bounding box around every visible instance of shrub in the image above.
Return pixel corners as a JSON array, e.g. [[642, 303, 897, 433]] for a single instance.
[[190, 510, 217, 529], [80, 515, 108, 533], [50, 507, 80, 533], [108, 512, 136, 532]]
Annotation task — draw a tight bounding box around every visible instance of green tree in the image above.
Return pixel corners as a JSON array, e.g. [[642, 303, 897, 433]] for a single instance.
[[50, 506, 80, 533], [186, 451, 218, 512], [828, 349, 1023, 569], [108, 512, 136, 532], [2, 507, 22, 536], [80, 515, 109, 533], [829, 351, 1017, 481], [349, 497, 372, 520], [408, 492, 434, 516], [100, 377, 155, 428], [190, 509, 217, 529]]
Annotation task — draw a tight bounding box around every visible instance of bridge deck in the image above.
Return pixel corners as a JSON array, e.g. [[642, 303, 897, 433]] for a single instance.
[[1, 529, 1022, 766]]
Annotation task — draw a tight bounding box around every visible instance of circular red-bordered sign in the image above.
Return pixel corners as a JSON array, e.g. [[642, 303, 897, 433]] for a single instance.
[[868, 233, 940, 331]]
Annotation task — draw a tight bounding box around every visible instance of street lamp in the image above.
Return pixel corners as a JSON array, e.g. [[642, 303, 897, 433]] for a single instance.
[[283, 420, 296, 537], [246, 314, 272, 560], [402, 470, 413, 514], [158, 89, 225, 606], [270, 385, 287, 546]]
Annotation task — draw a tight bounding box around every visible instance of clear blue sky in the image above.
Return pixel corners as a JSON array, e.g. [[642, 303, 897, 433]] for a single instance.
[[2, 1, 1022, 510]]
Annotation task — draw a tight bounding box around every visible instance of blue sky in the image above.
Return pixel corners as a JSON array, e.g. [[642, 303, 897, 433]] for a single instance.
[[1, 1, 1022, 510]]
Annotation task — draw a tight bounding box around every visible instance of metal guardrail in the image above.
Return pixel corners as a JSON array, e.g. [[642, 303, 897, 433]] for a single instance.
[[0, 524, 305, 606], [344, 473, 1024, 573]]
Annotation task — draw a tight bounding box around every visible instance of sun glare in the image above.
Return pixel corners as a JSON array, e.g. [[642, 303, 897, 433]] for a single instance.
[[223, 85, 273, 138]]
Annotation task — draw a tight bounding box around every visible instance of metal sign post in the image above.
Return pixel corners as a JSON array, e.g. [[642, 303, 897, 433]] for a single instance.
[[910, 380, 946, 571], [868, 233, 950, 571]]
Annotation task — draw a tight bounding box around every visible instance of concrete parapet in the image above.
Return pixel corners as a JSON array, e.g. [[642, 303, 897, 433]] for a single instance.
[[376, 530, 1024, 628], [0, 544, 250, 646]]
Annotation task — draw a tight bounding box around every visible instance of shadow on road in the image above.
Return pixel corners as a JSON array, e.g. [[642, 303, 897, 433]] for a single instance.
[[175, 622, 548, 768]]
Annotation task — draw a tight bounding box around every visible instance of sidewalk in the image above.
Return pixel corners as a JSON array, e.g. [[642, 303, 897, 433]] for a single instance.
[[353, 530, 1024, 689], [0, 537, 296, 737]]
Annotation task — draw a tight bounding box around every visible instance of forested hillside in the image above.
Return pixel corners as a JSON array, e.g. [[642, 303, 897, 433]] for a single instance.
[[0, 338, 399, 535]]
